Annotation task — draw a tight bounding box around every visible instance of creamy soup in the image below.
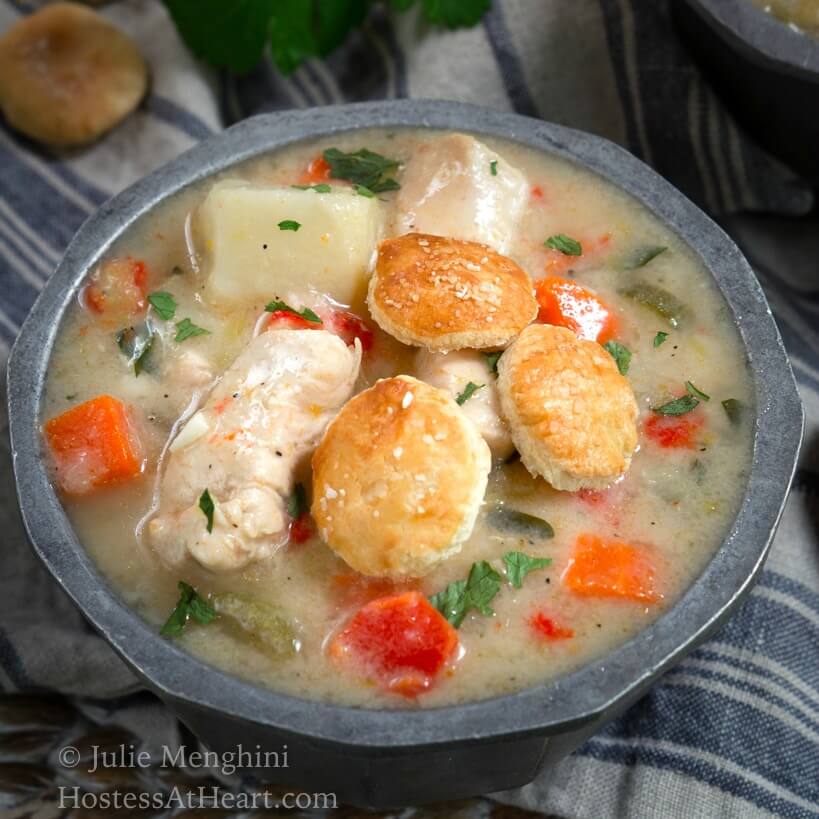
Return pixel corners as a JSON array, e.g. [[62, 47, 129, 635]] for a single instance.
[[42, 129, 753, 708], [749, 0, 819, 36]]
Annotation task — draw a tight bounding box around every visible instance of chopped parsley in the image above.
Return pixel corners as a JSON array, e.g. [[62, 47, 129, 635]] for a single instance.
[[354, 184, 376, 198], [323, 147, 400, 193], [160, 581, 216, 638], [175, 318, 210, 342], [545, 234, 582, 256], [147, 291, 177, 321], [264, 300, 322, 323], [429, 561, 502, 628], [278, 219, 301, 231], [652, 395, 700, 416], [685, 381, 710, 401], [287, 483, 308, 519], [483, 350, 503, 373], [603, 340, 632, 375], [455, 381, 484, 405], [489, 159, 498, 176], [653, 331, 669, 348], [503, 551, 552, 589], [291, 183, 331, 193], [199, 489, 214, 533], [624, 245, 667, 269]]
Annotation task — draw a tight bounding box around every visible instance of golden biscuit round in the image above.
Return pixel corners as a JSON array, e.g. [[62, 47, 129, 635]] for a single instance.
[[497, 324, 638, 491], [367, 233, 537, 351], [312, 375, 491, 578], [0, 3, 148, 147]]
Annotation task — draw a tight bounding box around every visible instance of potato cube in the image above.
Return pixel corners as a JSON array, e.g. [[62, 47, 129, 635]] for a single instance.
[[200, 181, 380, 305]]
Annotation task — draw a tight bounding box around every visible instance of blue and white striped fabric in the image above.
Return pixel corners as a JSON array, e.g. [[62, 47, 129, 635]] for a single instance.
[[0, 2, 816, 818]]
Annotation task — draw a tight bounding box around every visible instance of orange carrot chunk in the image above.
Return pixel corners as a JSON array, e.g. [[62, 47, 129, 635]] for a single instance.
[[329, 591, 458, 697], [44, 395, 143, 495], [563, 534, 661, 603], [535, 276, 617, 343]]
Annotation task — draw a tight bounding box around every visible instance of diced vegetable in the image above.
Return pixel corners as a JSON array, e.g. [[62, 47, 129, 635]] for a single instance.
[[623, 245, 667, 269], [200, 181, 379, 306], [563, 534, 661, 603], [289, 513, 314, 544], [535, 276, 617, 343], [319, 308, 375, 351], [429, 561, 502, 628], [116, 323, 155, 376], [84, 258, 147, 318], [528, 612, 574, 640], [212, 593, 299, 656], [298, 155, 332, 185], [329, 591, 457, 697], [44, 395, 143, 495], [619, 282, 686, 327], [503, 551, 552, 588], [722, 398, 744, 425], [487, 508, 555, 541], [652, 395, 700, 416], [266, 310, 322, 331], [644, 412, 703, 449], [603, 340, 632, 375], [483, 351, 502, 373], [323, 147, 401, 193], [161, 581, 216, 638]]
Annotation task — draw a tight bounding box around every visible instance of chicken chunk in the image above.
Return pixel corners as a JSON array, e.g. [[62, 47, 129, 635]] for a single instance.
[[395, 134, 529, 254], [149, 329, 361, 572], [414, 349, 514, 460]]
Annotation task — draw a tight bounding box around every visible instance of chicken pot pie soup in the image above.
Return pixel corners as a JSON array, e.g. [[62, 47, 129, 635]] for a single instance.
[[42, 130, 754, 708]]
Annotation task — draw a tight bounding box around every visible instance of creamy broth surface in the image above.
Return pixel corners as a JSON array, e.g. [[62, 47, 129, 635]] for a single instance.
[[43, 129, 754, 707]]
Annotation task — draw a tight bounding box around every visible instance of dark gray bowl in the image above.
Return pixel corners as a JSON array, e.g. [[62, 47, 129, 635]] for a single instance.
[[674, 0, 819, 181], [7, 101, 803, 808]]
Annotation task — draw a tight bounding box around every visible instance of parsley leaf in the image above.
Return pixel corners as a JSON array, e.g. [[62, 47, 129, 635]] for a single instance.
[[652, 395, 700, 416], [287, 483, 308, 518], [503, 552, 552, 589], [653, 331, 669, 348], [685, 381, 710, 401], [429, 560, 502, 628], [489, 159, 498, 176], [160, 581, 216, 638], [323, 147, 400, 192], [545, 234, 582, 256], [421, 0, 491, 28], [455, 381, 484, 405], [147, 291, 177, 321], [483, 351, 502, 373], [291, 183, 332, 193], [264, 300, 322, 323], [175, 318, 210, 342], [278, 219, 301, 231], [603, 340, 632, 375], [199, 488, 215, 533]]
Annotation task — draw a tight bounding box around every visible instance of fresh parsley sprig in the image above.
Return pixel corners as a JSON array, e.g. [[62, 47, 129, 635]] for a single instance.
[[160, 581, 216, 638]]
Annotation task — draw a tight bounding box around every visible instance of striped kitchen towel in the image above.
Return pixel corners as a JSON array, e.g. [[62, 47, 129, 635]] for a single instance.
[[0, 1, 816, 818]]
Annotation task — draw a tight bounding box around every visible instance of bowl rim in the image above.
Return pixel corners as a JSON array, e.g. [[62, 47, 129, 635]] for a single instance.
[[7, 100, 803, 749], [681, 0, 819, 78]]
